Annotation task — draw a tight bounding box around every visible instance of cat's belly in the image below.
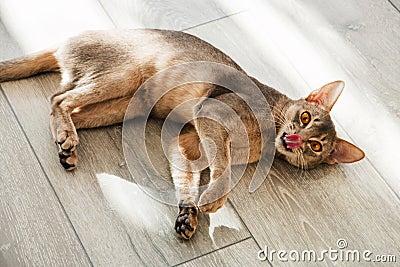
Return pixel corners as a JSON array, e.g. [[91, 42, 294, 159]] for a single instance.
[[231, 146, 260, 165], [151, 83, 212, 122]]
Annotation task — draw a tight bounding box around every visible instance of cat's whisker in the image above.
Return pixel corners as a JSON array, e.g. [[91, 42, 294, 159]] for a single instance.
[[293, 149, 303, 176], [293, 148, 306, 178], [274, 109, 289, 124], [273, 113, 287, 127], [300, 154, 305, 173], [277, 111, 288, 122], [297, 152, 303, 176]]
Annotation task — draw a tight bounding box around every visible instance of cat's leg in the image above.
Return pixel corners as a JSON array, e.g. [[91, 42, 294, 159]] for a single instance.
[[194, 115, 231, 214], [191, 97, 233, 214], [49, 82, 83, 170], [71, 96, 132, 129], [50, 81, 141, 170], [169, 130, 202, 239]]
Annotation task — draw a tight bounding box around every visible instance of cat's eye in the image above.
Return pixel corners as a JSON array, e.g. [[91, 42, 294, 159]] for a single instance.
[[300, 111, 311, 125], [310, 140, 322, 152]]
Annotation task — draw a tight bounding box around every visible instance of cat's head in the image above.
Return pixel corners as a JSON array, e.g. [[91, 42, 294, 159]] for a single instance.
[[275, 81, 365, 169]]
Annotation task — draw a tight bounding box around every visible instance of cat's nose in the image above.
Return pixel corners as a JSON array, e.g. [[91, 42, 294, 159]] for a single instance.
[[284, 134, 302, 149]]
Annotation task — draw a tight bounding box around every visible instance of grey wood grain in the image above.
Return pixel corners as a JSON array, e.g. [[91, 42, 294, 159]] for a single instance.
[[229, 160, 400, 266], [179, 238, 264, 267], [99, 0, 246, 30], [0, 0, 114, 53], [236, 147, 400, 262], [187, 11, 400, 267], [1, 74, 250, 266], [0, 89, 90, 266], [290, 0, 400, 97], [0, 19, 90, 267]]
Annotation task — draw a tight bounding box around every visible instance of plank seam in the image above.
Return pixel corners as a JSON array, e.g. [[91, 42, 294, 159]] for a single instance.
[[96, 0, 118, 27], [98, 0, 247, 32], [181, 10, 247, 32], [0, 84, 94, 267], [227, 199, 274, 267], [171, 236, 253, 267], [387, 0, 400, 13]]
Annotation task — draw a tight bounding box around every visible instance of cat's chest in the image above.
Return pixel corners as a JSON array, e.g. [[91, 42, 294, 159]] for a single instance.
[[213, 92, 275, 165], [222, 104, 274, 166]]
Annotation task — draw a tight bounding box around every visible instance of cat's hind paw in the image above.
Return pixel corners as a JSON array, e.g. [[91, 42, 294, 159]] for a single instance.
[[58, 149, 78, 170], [175, 203, 198, 239], [56, 130, 79, 170]]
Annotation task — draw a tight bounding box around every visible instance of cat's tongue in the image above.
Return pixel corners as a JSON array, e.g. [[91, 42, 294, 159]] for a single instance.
[[284, 134, 302, 149]]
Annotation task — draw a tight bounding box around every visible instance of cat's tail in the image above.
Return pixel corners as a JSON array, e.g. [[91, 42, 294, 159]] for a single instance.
[[0, 49, 59, 82]]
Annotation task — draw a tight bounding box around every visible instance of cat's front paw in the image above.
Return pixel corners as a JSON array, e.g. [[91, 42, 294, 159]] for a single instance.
[[175, 203, 198, 239]]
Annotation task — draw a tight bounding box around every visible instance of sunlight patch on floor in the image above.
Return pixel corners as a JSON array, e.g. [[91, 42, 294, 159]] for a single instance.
[[0, 0, 114, 52], [208, 205, 242, 245], [96, 173, 169, 234]]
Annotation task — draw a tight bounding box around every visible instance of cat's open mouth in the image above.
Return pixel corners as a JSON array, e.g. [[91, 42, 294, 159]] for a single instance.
[[280, 132, 302, 151]]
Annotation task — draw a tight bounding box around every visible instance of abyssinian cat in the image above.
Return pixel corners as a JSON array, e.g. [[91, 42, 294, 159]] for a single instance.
[[0, 29, 364, 239]]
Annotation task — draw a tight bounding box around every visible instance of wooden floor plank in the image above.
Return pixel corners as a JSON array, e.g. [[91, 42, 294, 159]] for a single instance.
[[288, 0, 400, 105], [0, 0, 114, 54], [99, 0, 246, 30], [0, 89, 90, 266], [178, 238, 264, 267], [0, 19, 90, 267], [186, 11, 400, 267], [1, 73, 250, 266]]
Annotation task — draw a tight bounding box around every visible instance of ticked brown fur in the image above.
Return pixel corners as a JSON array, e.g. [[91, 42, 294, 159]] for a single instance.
[[0, 29, 364, 239]]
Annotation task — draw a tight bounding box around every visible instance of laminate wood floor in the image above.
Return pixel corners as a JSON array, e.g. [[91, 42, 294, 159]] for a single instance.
[[0, 1, 399, 266]]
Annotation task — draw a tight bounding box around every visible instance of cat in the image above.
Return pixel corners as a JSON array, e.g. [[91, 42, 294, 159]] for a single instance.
[[0, 29, 364, 239]]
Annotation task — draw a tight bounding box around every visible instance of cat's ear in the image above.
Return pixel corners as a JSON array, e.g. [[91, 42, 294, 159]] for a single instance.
[[325, 138, 365, 164], [306, 80, 345, 111]]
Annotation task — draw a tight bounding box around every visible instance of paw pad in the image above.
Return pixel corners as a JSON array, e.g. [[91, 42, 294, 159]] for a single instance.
[[175, 204, 198, 239]]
